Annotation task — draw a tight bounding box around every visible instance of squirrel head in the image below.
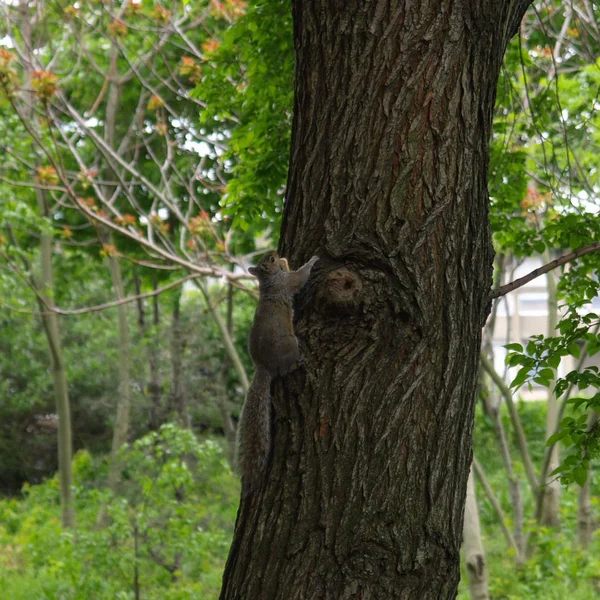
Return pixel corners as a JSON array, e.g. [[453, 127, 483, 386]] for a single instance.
[[248, 251, 283, 279]]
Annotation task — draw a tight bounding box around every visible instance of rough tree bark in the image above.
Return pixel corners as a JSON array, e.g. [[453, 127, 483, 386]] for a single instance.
[[220, 1, 533, 598]]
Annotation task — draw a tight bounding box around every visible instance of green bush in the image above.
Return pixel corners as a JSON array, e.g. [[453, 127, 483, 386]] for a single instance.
[[0, 425, 239, 600]]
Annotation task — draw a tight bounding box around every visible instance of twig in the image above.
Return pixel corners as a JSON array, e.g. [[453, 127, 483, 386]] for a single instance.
[[490, 242, 600, 299]]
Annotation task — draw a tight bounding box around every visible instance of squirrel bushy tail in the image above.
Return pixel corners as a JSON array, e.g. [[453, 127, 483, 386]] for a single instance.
[[236, 366, 272, 492]]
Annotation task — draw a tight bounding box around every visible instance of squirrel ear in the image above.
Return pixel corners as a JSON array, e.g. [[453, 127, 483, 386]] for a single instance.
[[248, 266, 257, 276]]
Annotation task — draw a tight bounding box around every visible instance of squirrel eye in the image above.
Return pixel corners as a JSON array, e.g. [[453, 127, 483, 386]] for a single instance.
[[270, 256, 275, 263]]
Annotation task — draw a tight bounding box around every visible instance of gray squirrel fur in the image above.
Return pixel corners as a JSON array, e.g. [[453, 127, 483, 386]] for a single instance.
[[236, 251, 319, 493]]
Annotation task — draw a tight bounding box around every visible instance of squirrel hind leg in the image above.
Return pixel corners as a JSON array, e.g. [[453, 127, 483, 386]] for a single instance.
[[275, 338, 301, 376]]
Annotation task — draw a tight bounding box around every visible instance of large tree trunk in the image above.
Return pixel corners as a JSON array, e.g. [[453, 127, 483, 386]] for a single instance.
[[220, 1, 532, 598]]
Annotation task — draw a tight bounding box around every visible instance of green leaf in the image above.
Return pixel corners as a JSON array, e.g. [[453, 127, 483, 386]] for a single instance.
[[504, 343, 523, 352], [510, 366, 531, 389], [573, 467, 588, 487], [546, 431, 566, 446], [507, 354, 525, 367], [567, 397, 587, 410], [547, 353, 561, 369]]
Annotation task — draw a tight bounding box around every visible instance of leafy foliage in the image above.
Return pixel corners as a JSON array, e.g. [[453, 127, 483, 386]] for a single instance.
[[0, 426, 239, 600], [0, 282, 255, 493], [461, 402, 600, 599], [196, 0, 294, 231]]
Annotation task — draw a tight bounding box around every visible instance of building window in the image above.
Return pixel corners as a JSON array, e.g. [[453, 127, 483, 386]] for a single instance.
[[518, 292, 548, 316]]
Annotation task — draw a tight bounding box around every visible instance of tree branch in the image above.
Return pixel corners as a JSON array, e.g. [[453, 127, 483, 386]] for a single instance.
[[472, 456, 517, 552], [51, 273, 203, 316], [480, 352, 538, 495], [490, 242, 600, 299]]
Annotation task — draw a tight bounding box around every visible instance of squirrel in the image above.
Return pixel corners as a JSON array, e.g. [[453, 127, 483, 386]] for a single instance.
[[236, 250, 319, 492]]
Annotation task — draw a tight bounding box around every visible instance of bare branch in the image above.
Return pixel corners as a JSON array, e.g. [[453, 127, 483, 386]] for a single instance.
[[472, 456, 517, 552], [0, 175, 66, 193], [52, 273, 203, 316], [490, 242, 600, 299]]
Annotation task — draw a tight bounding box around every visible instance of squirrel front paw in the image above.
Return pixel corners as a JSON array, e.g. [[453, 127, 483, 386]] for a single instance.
[[309, 255, 319, 267]]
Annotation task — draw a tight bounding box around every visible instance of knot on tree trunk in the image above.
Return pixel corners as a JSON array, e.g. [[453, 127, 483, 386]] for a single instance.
[[466, 553, 486, 581], [318, 267, 363, 313]]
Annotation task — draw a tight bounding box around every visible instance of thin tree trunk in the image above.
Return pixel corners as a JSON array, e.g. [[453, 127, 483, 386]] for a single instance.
[[105, 252, 132, 492], [480, 353, 538, 496], [99, 63, 133, 525], [104, 52, 134, 475], [195, 280, 249, 392], [148, 272, 162, 430], [578, 410, 598, 548], [219, 271, 238, 462], [463, 466, 489, 600], [535, 320, 600, 525], [479, 362, 524, 560], [220, 1, 532, 597], [168, 288, 189, 427], [472, 457, 517, 553], [491, 406, 525, 561], [21, 5, 74, 529], [133, 521, 141, 600], [540, 264, 560, 527], [134, 273, 163, 429], [37, 193, 75, 529]]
